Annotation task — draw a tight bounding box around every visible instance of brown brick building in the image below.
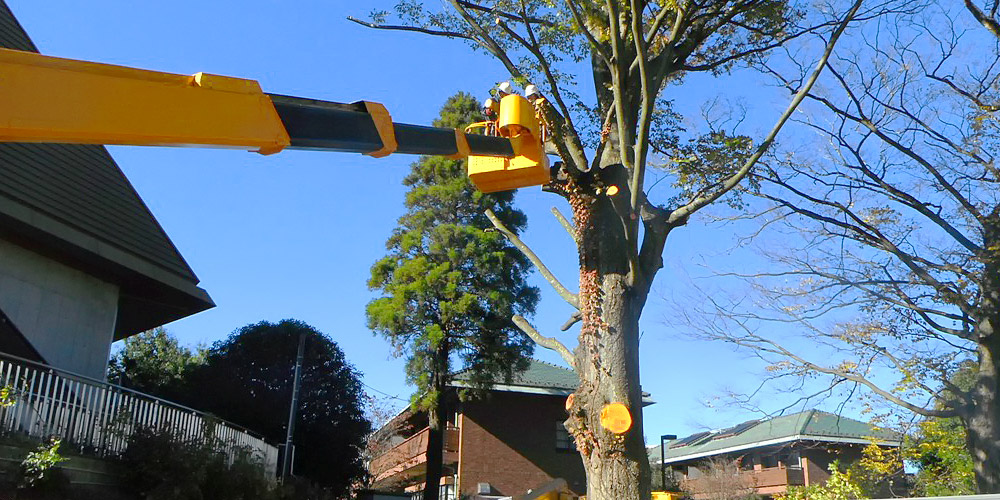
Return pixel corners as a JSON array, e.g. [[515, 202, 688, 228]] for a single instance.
[[368, 360, 589, 499]]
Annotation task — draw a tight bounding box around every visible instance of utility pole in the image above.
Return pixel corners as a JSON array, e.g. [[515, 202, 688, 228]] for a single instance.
[[282, 332, 307, 480]]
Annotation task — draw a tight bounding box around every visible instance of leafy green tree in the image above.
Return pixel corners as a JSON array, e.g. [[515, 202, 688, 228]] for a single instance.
[[779, 462, 867, 500], [366, 92, 539, 500], [352, 1, 865, 496], [182, 320, 370, 496], [907, 417, 976, 497], [107, 327, 203, 397]]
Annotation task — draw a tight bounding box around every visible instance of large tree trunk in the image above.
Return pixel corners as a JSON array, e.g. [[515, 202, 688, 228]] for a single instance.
[[423, 405, 446, 500], [965, 341, 1000, 493], [965, 224, 1000, 494], [966, 292, 1000, 493], [423, 344, 450, 500], [565, 179, 652, 500]]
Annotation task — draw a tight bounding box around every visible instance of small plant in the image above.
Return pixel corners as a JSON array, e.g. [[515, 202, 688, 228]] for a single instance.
[[0, 384, 17, 408], [778, 462, 867, 500], [19, 437, 68, 490]]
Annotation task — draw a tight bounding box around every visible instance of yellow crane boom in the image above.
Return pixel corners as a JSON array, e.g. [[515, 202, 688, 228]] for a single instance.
[[0, 47, 548, 192]]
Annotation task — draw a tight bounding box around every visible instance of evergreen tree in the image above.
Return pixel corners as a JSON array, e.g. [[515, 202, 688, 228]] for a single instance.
[[366, 92, 539, 500], [183, 320, 370, 495]]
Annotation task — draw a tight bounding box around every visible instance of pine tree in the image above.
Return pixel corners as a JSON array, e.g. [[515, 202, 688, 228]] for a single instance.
[[366, 92, 539, 500]]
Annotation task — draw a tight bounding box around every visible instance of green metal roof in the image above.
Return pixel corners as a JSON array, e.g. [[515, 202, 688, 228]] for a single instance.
[[649, 410, 902, 463], [451, 359, 579, 392]]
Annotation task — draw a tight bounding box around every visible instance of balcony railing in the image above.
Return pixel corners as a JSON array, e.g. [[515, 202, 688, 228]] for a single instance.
[[752, 466, 805, 488], [0, 351, 279, 476], [370, 426, 460, 484], [681, 466, 806, 496]]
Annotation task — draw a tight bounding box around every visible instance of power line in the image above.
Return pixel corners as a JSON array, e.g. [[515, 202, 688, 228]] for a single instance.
[[361, 380, 409, 403]]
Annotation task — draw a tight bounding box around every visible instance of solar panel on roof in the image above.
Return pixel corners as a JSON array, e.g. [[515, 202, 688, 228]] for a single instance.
[[712, 419, 760, 440], [669, 431, 710, 448], [689, 433, 715, 446]]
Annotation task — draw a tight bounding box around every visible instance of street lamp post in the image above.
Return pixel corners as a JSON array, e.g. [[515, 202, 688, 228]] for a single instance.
[[660, 434, 677, 491]]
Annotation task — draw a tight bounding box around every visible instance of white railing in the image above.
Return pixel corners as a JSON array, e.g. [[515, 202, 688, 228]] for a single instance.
[[0, 351, 278, 477], [892, 497, 1000, 499]]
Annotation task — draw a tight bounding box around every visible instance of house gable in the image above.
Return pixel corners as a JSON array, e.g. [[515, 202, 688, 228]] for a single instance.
[[0, 1, 213, 341]]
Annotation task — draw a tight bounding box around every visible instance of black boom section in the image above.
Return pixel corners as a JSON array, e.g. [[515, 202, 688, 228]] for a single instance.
[[267, 94, 514, 158]]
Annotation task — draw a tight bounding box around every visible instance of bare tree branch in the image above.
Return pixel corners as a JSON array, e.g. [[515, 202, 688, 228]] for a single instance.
[[701, 302, 961, 419], [551, 206, 578, 240], [966, 0, 1000, 38], [668, 0, 863, 225], [513, 315, 576, 368], [485, 208, 580, 309], [561, 311, 583, 331]]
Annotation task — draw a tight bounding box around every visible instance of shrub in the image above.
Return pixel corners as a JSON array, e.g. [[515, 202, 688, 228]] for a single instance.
[[118, 425, 276, 500], [778, 462, 867, 500], [17, 437, 69, 495]]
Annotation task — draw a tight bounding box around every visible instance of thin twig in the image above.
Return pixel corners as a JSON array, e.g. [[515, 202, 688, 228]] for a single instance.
[[457, 0, 556, 27], [347, 17, 476, 39]]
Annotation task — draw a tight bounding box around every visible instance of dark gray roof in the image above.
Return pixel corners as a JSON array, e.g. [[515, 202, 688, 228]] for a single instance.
[[451, 359, 654, 406], [649, 410, 903, 464], [452, 359, 579, 392], [0, 1, 213, 337]]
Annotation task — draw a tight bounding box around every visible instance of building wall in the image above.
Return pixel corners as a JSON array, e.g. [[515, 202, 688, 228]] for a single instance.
[[457, 391, 586, 497], [801, 444, 866, 486], [0, 239, 118, 379]]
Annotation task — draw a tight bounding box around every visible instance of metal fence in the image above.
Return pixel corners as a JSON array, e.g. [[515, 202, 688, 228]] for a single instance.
[[0, 351, 278, 476]]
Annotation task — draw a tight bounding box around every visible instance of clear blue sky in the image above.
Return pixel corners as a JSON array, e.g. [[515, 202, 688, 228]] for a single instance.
[[9, 1, 842, 442]]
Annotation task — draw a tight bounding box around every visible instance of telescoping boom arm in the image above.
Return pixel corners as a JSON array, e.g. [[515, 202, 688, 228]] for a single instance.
[[0, 48, 549, 192]]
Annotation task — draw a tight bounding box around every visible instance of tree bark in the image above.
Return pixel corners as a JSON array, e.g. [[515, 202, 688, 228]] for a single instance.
[[965, 246, 1000, 493], [423, 406, 446, 500], [423, 342, 450, 500], [965, 339, 1000, 493], [564, 176, 652, 500]]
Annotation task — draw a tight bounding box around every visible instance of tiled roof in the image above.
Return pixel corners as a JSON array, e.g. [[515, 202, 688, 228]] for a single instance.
[[649, 410, 902, 463], [452, 359, 578, 391], [0, 1, 213, 337]]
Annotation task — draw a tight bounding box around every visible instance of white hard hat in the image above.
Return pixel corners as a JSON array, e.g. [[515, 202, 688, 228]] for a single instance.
[[497, 81, 513, 95], [483, 98, 496, 108], [524, 84, 540, 98]]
